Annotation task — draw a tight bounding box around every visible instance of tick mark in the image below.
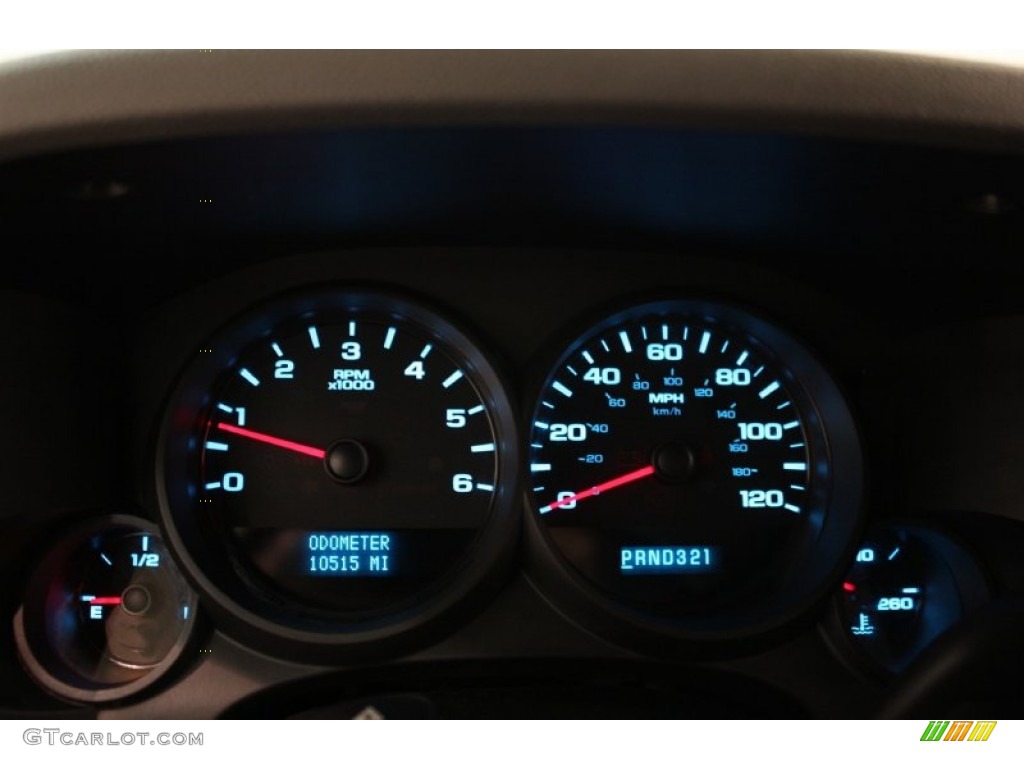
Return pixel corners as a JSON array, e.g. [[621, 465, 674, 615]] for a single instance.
[[552, 381, 573, 398], [442, 370, 463, 388]]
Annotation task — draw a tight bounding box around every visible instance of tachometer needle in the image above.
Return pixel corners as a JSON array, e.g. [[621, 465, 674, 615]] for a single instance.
[[540, 465, 656, 514], [215, 422, 326, 459]]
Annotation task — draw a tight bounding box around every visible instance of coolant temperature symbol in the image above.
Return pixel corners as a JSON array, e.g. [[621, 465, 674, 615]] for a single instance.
[[851, 612, 876, 636]]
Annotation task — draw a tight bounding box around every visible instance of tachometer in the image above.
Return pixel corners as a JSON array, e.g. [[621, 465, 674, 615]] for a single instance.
[[157, 290, 519, 659], [525, 299, 863, 647]]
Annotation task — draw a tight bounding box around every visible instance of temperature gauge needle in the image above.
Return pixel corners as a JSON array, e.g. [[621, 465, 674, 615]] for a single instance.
[[540, 465, 656, 513], [216, 422, 326, 459]]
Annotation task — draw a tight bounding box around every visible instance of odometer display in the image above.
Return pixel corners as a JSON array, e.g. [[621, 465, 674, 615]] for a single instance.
[[527, 300, 863, 637]]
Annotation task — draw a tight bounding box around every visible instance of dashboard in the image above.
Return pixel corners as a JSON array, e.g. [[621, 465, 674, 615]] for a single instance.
[[3, 50, 1024, 719]]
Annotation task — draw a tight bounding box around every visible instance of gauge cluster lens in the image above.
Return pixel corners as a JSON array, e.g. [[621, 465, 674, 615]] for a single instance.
[[14, 517, 197, 703], [157, 291, 520, 654], [832, 524, 989, 675], [525, 300, 864, 642]]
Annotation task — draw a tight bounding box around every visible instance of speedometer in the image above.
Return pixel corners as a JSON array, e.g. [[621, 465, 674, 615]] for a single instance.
[[525, 299, 863, 646]]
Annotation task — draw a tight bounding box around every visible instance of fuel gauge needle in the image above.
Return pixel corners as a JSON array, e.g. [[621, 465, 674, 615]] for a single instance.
[[215, 422, 326, 459], [540, 465, 656, 514], [80, 596, 122, 605]]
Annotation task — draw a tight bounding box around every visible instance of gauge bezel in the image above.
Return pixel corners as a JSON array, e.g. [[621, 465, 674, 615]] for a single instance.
[[13, 514, 198, 704], [522, 297, 865, 654], [155, 287, 521, 662]]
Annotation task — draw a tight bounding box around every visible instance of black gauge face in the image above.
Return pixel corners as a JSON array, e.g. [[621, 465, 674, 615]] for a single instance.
[[158, 291, 519, 651], [14, 517, 196, 703], [200, 316, 497, 612], [834, 525, 988, 675], [526, 300, 863, 639]]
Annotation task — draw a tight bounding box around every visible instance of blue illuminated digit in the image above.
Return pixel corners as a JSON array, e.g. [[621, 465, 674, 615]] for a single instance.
[[877, 597, 915, 611], [739, 489, 784, 508], [738, 422, 784, 440], [550, 423, 587, 442], [583, 367, 621, 385], [715, 368, 752, 386], [223, 472, 245, 492], [446, 408, 467, 428], [646, 343, 683, 361], [555, 491, 577, 509], [274, 360, 295, 379]]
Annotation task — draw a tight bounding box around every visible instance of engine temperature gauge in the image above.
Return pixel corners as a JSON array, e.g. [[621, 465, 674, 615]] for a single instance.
[[830, 524, 988, 676], [14, 516, 197, 703]]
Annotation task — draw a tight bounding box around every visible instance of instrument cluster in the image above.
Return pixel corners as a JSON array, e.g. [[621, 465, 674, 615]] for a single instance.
[[6, 245, 1011, 714], [4, 117, 1024, 717], [149, 286, 863, 662]]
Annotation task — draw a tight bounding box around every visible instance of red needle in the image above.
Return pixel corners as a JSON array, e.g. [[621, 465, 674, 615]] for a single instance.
[[541, 464, 656, 513], [89, 597, 122, 605], [215, 422, 326, 459]]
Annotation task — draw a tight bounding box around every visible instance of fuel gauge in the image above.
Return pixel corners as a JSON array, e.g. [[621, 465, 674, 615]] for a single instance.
[[829, 524, 988, 677], [14, 516, 197, 703]]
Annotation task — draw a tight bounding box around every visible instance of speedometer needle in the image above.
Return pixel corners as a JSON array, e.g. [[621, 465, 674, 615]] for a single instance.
[[215, 422, 327, 459], [540, 465, 656, 514]]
